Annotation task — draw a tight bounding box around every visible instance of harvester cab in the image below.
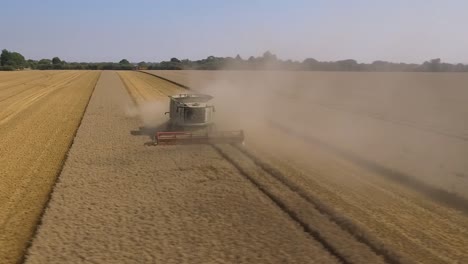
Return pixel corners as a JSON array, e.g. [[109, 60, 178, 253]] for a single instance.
[[165, 94, 215, 129], [154, 93, 244, 145]]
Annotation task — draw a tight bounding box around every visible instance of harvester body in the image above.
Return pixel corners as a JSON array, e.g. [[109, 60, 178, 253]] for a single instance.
[[155, 93, 244, 145], [166, 94, 214, 129]]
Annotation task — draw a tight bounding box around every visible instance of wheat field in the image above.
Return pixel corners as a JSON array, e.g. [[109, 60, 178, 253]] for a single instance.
[[1, 70, 467, 263], [0, 71, 100, 263]]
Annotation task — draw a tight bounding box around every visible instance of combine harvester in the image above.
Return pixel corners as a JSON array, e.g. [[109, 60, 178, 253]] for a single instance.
[[154, 94, 244, 145]]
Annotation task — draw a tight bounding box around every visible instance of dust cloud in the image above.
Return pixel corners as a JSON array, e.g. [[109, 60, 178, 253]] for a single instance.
[[125, 101, 168, 128], [182, 69, 468, 202]]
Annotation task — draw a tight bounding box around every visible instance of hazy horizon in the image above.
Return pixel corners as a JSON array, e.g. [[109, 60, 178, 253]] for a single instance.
[[1, 0, 466, 64]]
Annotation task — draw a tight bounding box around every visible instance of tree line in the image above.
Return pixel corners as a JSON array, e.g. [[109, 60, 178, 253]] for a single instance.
[[2, 49, 467, 72], [145, 52, 468, 72], [0, 49, 135, 71]]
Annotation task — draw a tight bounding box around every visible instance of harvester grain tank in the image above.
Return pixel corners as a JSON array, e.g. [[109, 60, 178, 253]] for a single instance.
[[154, 93, 244, 145]]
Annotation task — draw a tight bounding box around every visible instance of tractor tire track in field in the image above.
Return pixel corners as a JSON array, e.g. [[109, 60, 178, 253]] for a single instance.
[[268, 120, 468, 215], [212, 144, 392, 264], [225, 143, 412, 264], [139, 70, 191, 89]]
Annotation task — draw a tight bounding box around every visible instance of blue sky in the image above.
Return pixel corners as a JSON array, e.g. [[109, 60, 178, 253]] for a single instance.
[[1, 0, 466, 63]]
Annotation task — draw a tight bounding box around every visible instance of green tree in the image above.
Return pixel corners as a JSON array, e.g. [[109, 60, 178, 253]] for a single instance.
[[302, 58, 318, 70], [137, 61, 147, 68], [336, 59, 358, 71], [262, 51, 277, 61], [38, 59, 52, 65], [0, 49, 10, 66], [0, 50, 26, 69], [10, 52, 26, 68], [27, 59, 38, 69], [429, 58, 441, 72], [119, 59, 130, 64], [52, 57, 62, 65]]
